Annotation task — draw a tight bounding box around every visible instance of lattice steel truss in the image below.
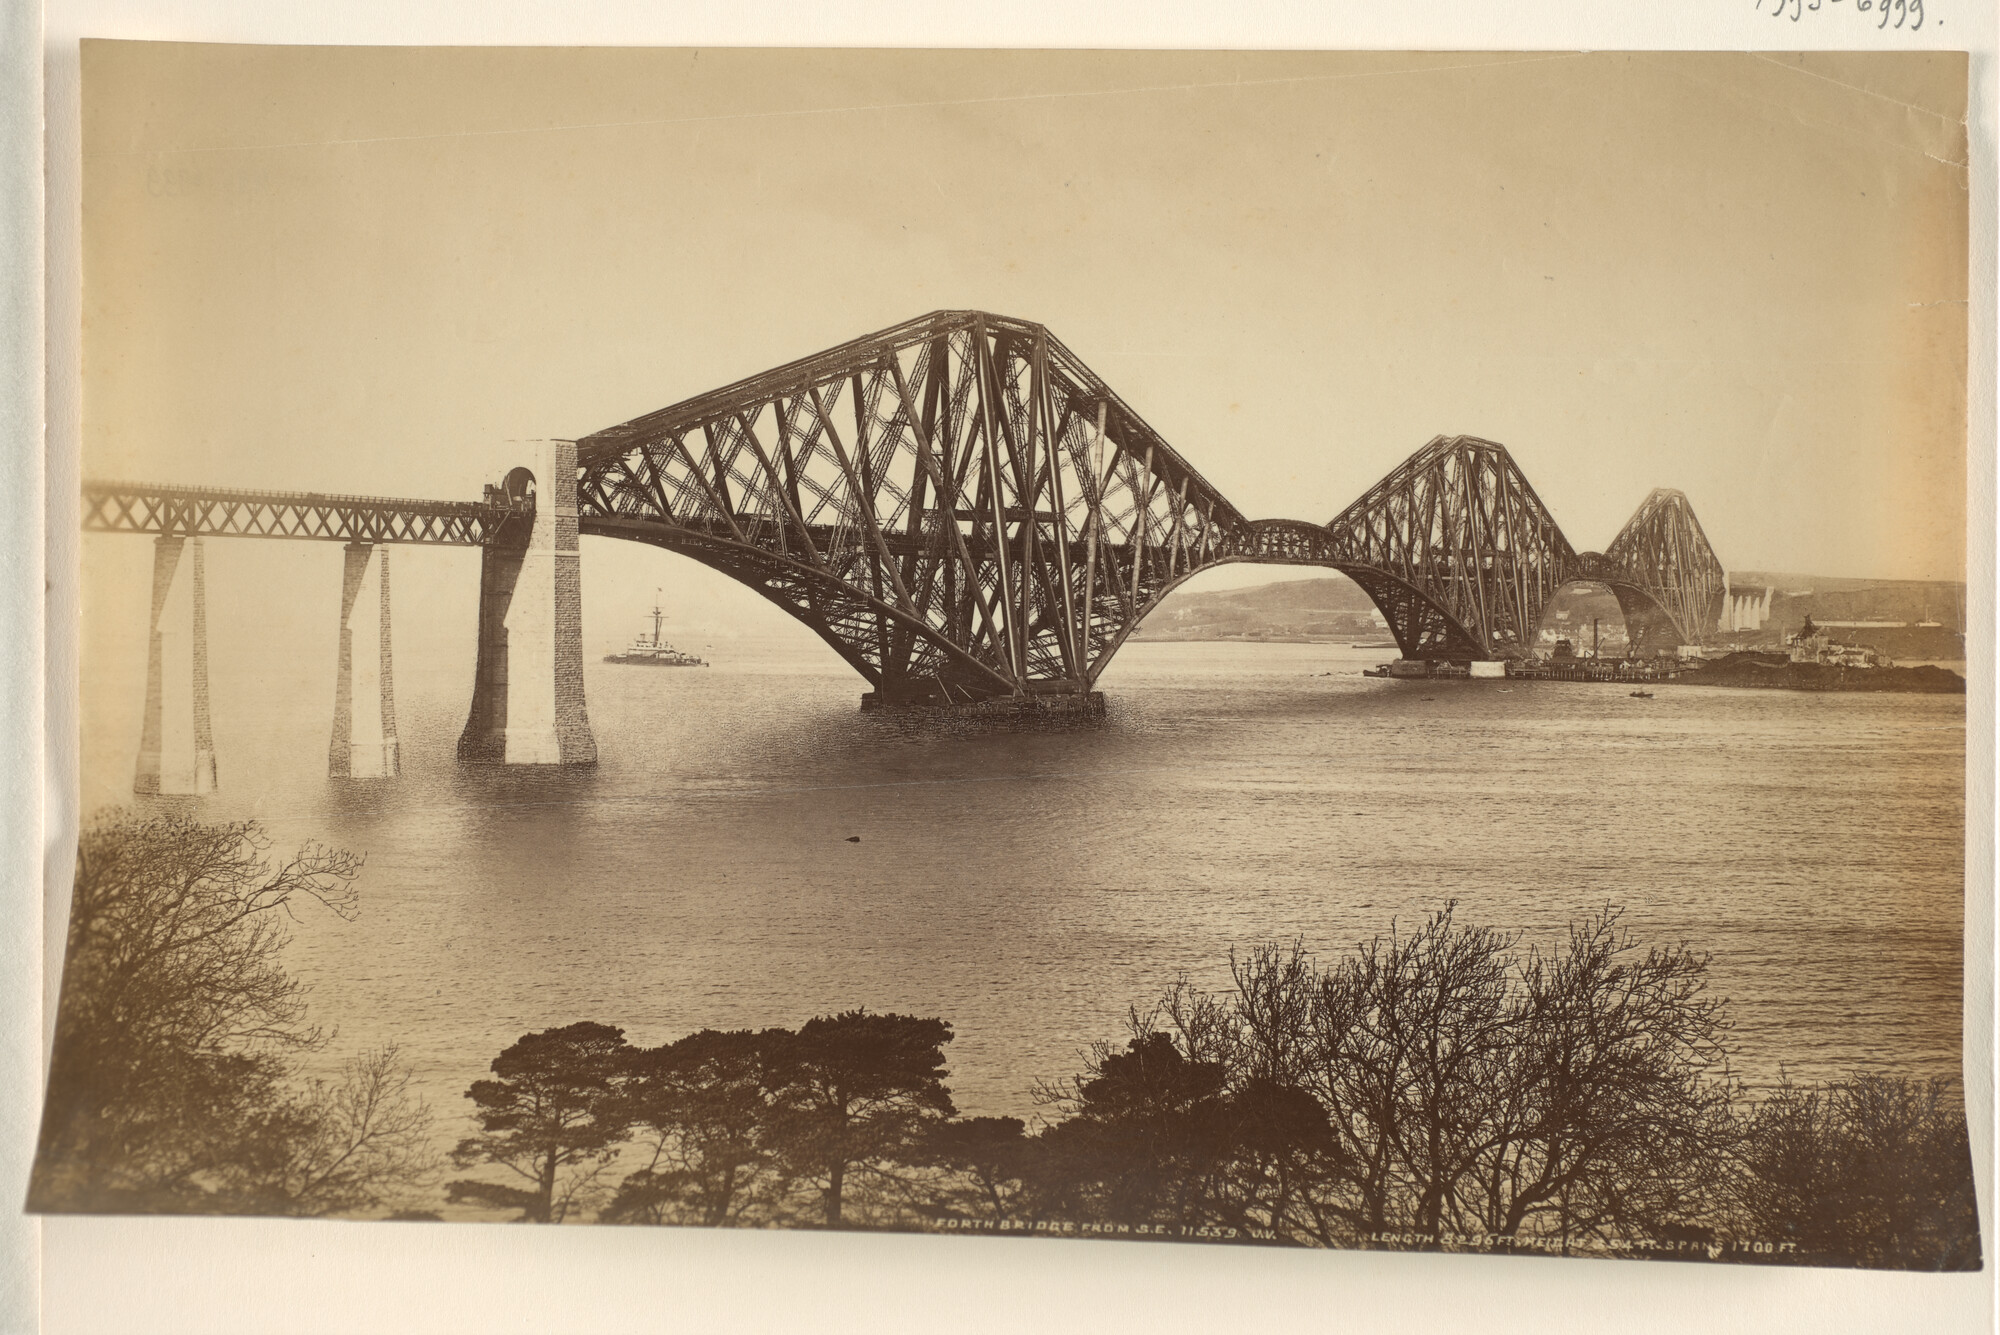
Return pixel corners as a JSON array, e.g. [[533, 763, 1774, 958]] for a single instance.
[[576, 316, 1727, 694], [1322, 436, 1576, 660], [1581, 488, 1727, 651], [577, 311, 1250, 703], [82, 482, 515, 546]]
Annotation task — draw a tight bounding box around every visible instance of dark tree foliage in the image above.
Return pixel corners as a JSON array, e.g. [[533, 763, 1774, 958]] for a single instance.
[[448, 1022, 636, 1223], [1029, 906, 1742, 1252], [1034, 1032, 1238, 1227], [602, 1028, 787, 1227], [29, 812, 435, 1218], [1733, 1074, 1981, 1270], [435, 906, 1978, 1268], [917, 1117, 1033, 1222], [592, 1013, 957, 1228], [1208, 1074, 1343, 1240], [762, 1011, 957, 1226]]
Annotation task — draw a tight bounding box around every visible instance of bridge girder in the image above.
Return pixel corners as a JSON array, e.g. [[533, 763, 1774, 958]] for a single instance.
[[81, 481, 514, 545]]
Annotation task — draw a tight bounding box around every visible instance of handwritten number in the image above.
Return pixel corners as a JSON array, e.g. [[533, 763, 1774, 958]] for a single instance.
[[1753, 0, 1920, 33]]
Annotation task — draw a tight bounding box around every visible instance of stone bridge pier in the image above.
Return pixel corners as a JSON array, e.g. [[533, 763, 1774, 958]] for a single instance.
[[456, 439, 598, 766], [329, 543, 400, 778], [134, 535, 217, 795]]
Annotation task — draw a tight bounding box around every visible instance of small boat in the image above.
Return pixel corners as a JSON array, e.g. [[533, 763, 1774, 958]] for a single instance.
[[1629, 690, 1653, 699], [605, 595, 708, 667]]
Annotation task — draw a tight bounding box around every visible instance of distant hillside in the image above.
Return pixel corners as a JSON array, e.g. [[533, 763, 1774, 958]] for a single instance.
[[1726, 574, 1964, 630], [1132, 577, 1386, 641], [1720, 574, 1965, 660], [1131, 571, 1966, 652]]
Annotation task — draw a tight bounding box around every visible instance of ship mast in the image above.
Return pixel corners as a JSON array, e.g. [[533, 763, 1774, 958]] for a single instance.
[[651, 590, 664, 648]]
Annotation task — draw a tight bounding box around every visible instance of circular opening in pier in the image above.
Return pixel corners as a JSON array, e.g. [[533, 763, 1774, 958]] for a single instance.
[[502, 467, 537, 506]]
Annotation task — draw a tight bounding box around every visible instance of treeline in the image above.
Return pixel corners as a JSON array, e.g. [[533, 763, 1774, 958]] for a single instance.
[[28, 815, 1980, 1271], [445, 909, 1980, 1270], [29, 813, 439, 1218], [444, 1013, 954, 1227]]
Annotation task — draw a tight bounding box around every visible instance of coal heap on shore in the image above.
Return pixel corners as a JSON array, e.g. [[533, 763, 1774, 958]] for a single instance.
[[1685, 652, 1965, 695]]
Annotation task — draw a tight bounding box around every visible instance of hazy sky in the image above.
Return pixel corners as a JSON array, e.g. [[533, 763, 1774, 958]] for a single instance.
[[79, 45, 1968, 666]]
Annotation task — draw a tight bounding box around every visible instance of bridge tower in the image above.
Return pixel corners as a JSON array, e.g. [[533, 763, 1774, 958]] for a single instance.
[[329, 543, 399, 777], [457, 440, 598, 766], [133, 535, 217, 794]]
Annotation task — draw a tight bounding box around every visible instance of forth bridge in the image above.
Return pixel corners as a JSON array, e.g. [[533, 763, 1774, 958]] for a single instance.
[[82, 310, 1726, 791]]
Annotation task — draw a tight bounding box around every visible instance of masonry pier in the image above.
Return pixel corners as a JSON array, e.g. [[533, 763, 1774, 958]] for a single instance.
[[134, 535, 217, 795], [330, 543, 400, 778], [457, 440, 597, 766]]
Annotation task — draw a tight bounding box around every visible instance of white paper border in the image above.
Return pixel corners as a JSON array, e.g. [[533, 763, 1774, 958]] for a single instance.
[[9, 3, 1996, 1332]]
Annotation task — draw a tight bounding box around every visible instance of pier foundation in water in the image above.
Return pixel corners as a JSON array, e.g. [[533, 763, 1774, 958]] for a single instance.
[[133, 535, 217, 795], [330, 542, 400, 778], [457, 440, 598, 766]]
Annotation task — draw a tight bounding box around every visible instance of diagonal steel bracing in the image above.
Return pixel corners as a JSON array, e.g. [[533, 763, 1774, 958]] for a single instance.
[[1318, 435, 1576, 660], [576, 311, 1264, 703], [81, 481, 518, 545], [1570, 489, 1728, 652]]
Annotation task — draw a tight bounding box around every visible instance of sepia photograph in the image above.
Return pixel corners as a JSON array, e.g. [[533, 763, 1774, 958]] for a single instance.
[[25, 40, 1982, 1291]]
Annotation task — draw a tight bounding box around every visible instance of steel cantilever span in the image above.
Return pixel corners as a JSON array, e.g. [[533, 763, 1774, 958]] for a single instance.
[[572, 311, 1725, 702], [82, 310, 1730, 709]]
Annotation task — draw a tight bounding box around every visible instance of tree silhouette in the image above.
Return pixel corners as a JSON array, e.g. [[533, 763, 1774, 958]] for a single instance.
[[26, 812, 441, 1217], [1060, 906, 1744, 1251], [448, 1022, 635, 1223], [1476, 910, 1737, 1246], [1216, 1073, 1342, 1241], [228, 1046, 441, 1218], [604, 1028, 785, 1227], [1036, 1030, 1237, 1227], [763, 1011, 956, 1226], [1733, 1073, 1980, 1270], [918, 1117, 1033, 1222]]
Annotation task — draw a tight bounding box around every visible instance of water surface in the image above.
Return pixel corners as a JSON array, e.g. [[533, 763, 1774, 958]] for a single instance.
[[96, 637, 1967, 1125]]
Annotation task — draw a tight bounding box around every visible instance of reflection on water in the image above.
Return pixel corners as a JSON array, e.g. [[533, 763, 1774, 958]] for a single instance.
[[111, 640, 1965, 1124]]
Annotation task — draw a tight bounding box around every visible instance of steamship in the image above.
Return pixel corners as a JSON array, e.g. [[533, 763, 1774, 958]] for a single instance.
[[604, 598, 708, 668]]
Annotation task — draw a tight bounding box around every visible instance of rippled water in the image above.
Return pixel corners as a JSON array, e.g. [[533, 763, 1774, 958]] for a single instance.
[[93, 637, 1966, 1128]]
